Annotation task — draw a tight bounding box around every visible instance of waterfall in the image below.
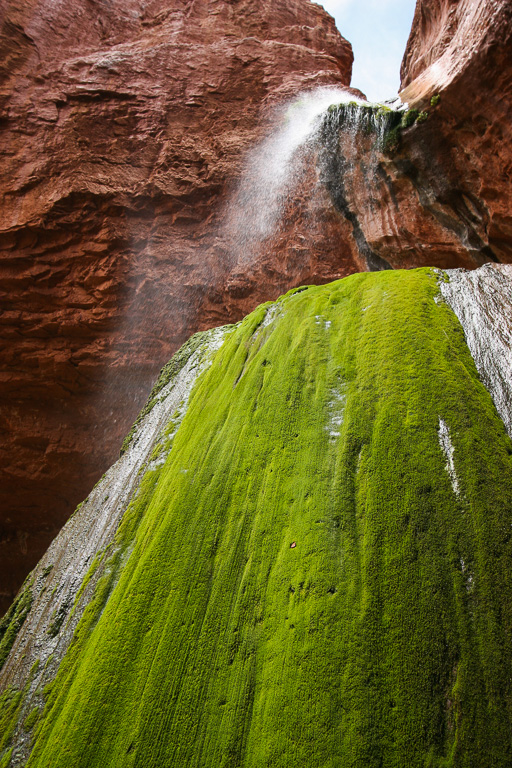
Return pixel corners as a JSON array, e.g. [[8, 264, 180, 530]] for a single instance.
[[224, 87, 365, 259], [224, 86, 405, 267], [320, 98, 405, 153]]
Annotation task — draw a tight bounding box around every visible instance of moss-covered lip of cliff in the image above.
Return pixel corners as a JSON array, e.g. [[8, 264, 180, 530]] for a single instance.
[[322, 99, 431, 155]]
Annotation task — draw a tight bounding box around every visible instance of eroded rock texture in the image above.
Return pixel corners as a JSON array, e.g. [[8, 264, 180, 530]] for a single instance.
[[0, 0, 354, 612], [319, 0, 512, 271], [398, 0, 512, 265], [439, 264, 512, 437]]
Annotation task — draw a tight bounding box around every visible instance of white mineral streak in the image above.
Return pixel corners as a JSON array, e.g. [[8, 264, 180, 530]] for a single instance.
[[326, 385, 347, 441], [258, 303, 284, 333], [439, 264, 512, 437], [460, 557, 474, 593], [0, 325, 229, 760], [438, 417, 460, 496], [315, 315, 331, 330]]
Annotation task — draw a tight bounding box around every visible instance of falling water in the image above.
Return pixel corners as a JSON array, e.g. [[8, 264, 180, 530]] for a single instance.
[[225, 86, 405, 265], [225, 87, 367, 258], [95, 87, 405, 509], [321, 98, 405, 152]]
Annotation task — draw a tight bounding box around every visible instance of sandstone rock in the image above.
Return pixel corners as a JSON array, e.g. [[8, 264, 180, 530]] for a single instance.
[[0, 0, 355, 613], [2, 0, 512, 614], [397, 0, 512, 265], [316, 0, 512, 273]]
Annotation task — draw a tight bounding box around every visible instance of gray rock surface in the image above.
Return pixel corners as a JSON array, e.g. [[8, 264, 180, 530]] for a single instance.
[[440, 264, 512, 437]]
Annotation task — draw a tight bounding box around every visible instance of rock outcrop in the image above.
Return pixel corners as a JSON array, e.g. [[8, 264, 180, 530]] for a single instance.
[[0, 0, 355, 613], [2, 1, 512, 762], [399, 0, 512, 263], [317, 0, 512, 271], [2, 265, 512, 767], [439, 264, 512, 436]]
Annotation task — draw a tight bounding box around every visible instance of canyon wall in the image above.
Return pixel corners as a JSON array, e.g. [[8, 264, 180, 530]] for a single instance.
[[0, 0, 354, 613], [1, 2, 512, 760], [399, 0, 512, 267], [318, 0, 512, 271], [2, 0, 512, 614]]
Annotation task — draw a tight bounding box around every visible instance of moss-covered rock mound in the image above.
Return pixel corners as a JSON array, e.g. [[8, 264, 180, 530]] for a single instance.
[[2, 268, 512, 767]]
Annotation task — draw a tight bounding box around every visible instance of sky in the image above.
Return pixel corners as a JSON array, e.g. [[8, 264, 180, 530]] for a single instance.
[[318, 0, 417, 102]]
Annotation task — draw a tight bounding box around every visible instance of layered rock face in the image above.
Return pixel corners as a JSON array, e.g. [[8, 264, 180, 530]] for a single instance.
[[0, 0, 355, 613], [318, 0, 512, 270], [2, 266, 512, 767], [398, 0, 512, 265], [2, 0, 512, 619]]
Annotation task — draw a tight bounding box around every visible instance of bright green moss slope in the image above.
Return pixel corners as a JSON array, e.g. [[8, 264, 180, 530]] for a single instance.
[[25, 269, 512, 767]]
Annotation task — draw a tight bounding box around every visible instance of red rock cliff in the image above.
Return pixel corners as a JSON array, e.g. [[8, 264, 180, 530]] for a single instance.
[[314, 0, 512, 273], [0, 0, 355, 612], [397, 0, 512, 264]]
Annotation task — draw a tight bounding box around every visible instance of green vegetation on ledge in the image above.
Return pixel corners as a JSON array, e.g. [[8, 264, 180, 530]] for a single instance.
[[324, 102, 429, 155], [6, 269, 512, 768]]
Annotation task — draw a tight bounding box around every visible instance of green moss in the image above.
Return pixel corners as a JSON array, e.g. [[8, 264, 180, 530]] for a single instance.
[[120, 328, 231, 456], [26, 465, 165, 758], [70, 498, 86, 519], [383, 125, 402, 154], [0, 661, 41, 765], [47, 599, 72, 639], [431, 94, 441, 107], [72, 551, 107, 616], [400, 107, 428, 129], [323, 101, 430, 159], [29, 660, 40, 677], [0, 689, 23, 756], [401, 108, 419, 128], [23, 269, 512, 767], [0, 578, 33, 672], [323, 101, 403, 154], [23, 708, 41, 732]]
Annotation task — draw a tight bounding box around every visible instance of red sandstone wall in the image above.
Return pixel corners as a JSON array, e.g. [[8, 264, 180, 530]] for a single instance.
[[320, 0, 512, 272], [0, 0, 356, 612]]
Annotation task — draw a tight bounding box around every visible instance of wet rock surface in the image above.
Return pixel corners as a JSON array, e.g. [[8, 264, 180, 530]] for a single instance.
[[440, 264, 512, 437], [0, 325, 228, 767], [0, 0, 354, 613], [2, 266, 512, 767]]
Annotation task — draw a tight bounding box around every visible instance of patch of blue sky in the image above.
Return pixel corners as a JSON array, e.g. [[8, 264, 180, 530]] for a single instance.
[[317, 0, 417, 102]]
